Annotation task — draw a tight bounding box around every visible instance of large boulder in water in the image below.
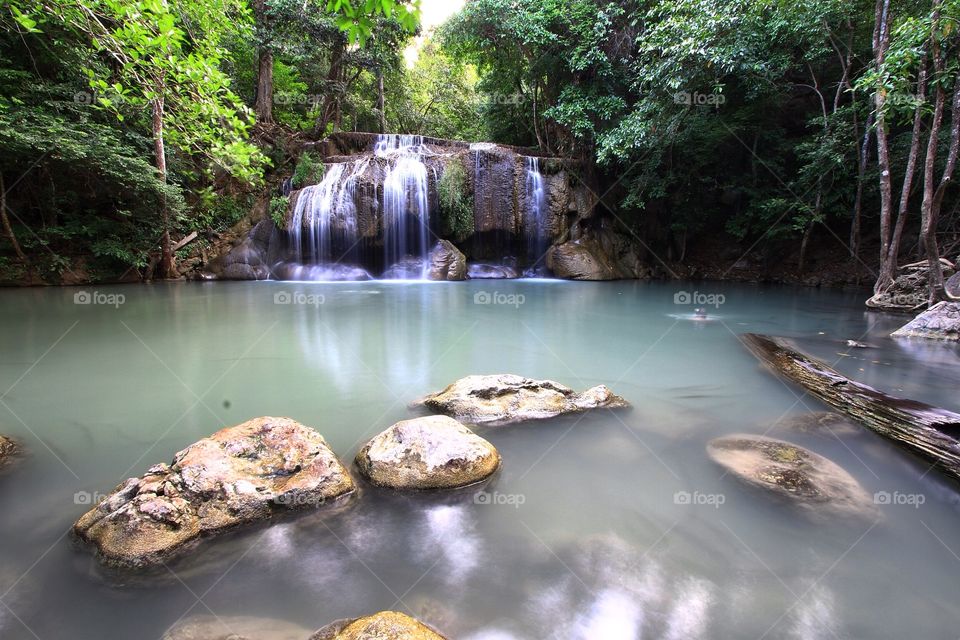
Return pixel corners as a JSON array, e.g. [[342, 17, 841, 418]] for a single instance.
[[355, 416, 500, 489], [73, 417, 355, 568], [382, 257, 425, 280], [162, 615, 312, 640], [891, 301, 960, 341], [427, 240, 467, 281], [546, 238, 619, 280], [419, 374, 629, 426], [311, 611, 447, 640], [707, 434, 874, 518]]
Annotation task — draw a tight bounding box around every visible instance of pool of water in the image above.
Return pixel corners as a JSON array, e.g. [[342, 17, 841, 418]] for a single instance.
[[1, 281, 958, 639]]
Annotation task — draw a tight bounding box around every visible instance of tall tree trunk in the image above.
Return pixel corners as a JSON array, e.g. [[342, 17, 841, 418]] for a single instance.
[[153, 94, 174, 279], [851, 110, 874, 265], [376, 71, 386, 134], [0, 173, 31, 273], [317, 39, 345, 135], [872, 0, 894, 296], [885, 53, 930, 283], [920, 0, 947, 303], [931, 80, 960, 294], [253, 0, 273, 123]]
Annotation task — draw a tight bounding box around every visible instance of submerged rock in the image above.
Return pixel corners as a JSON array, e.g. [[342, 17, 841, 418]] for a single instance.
[[467, 263, 520, 279], [162, 615, 312, 640], [74, 417, 355, 568], [311, 611, 447, 640], [776, 413, 862, 438], [382, 257, 426, 280], [356, 416, 500, 490], [707, 434, 874, 517], [420, 374, 629, 426], [273, 263, 373, 282], [0, 435, 18, 466], [427, 241, 467, 281], [891, 301, 960, 341]]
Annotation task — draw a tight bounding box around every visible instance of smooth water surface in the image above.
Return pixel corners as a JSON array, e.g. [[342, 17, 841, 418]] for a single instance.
[[1, 281, 959, 639]]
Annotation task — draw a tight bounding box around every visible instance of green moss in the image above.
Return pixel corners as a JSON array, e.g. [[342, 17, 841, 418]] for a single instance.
[[292, 152, 325, 189], [438, 160, 475, 242]]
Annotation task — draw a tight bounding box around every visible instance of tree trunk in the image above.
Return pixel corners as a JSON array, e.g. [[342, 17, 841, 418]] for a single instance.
[[0, 173, 31, 272], [253, 0, 273, 124], [885, 53, 929, 286], [742, 333, 960, 483], [376, 71, 386, 134], [153, 95, 174, 279], [920, 1, 947, 303], [872, 0, 895, 296], [850, 110, 873, 265]]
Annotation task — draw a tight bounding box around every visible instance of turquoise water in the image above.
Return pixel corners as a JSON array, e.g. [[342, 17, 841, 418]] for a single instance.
[[0, 281, 958, 639]]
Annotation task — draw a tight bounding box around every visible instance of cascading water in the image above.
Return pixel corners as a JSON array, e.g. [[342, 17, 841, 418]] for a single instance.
[[524, 156, 549, 268], [287, 158, 368, 271], [377, 134, 432, 279]]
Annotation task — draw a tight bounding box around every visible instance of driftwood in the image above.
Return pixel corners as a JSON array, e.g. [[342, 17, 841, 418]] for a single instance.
[[742, 333, 960, 482]]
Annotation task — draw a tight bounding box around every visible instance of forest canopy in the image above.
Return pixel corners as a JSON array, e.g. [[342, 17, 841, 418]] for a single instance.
[[0, 0, 957, 302]]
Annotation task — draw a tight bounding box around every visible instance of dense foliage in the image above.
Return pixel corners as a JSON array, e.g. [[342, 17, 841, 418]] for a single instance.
[[442, 0, 960, 296]]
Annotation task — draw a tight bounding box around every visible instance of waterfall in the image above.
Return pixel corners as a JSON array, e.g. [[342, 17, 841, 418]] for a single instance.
[[289, 159, 368, 266], [377, 134, 431, 279], [524, 156, 549, 268]]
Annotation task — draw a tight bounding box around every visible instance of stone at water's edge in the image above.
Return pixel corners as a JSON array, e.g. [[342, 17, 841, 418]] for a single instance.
[[311, 611, 448, 640], [73, 417, 355, 568], [946, 271, 960, 298], [707, 434, 876, 518], [427, 240, 467, 281], [546, 238, 618, 280], [0, 435, 18, 467], [162, 615, 313, 640], [356, 416, 500, 490], [891, 301, 960, 341], [419, 374, 630, 426]]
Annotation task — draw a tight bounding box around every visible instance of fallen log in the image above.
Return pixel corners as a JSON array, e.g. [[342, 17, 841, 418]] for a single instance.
[[742, 333, 960, 482]]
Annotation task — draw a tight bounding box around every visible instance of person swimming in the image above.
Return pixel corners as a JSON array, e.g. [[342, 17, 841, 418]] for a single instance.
[[694, 307, 708, 319]]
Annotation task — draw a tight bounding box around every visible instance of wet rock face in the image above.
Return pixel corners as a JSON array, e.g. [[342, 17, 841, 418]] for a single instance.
[[707, 434, 875, 517], [162, 615, 312, 640], [74, 417, 355, 568], [891, 302, 960, 341], [427, 240, 467, 282], [311, 611, 447, 640], [420, 374, 630, 426], [546, 238, 619, 280], [356, 416, 500, 490]]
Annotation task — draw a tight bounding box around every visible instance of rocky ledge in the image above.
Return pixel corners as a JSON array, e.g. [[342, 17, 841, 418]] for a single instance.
[[311, 611, 448, 640], [74, 417, 355, 568], [419, 374, 629, 426], [891, 301, 960, 341], [355, 416, 500, 490], [708, 434, 875, 518]]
